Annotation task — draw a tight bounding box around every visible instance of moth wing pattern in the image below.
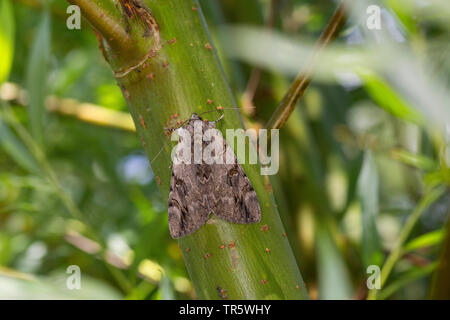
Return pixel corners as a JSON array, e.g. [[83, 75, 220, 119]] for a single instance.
[[168, 163, 212, 239], [168, 113, 261, 239], [209, 159, 261, 225]]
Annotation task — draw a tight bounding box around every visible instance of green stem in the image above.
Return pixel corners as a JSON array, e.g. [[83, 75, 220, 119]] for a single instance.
[[67, 0, 153, 73], [368, 187, 445, 300], [67, 0, 130, 50], [74, 0, 308, 299], [265, 2, 347, 131]]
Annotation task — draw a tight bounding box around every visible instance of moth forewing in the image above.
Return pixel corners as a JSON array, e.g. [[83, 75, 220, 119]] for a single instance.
[[167, 113, 261, 239]]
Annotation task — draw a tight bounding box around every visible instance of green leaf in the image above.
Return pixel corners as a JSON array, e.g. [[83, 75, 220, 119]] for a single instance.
[[383, 0, 419, 35], [316, 224, 353, 299], [404, 229, 444, 253], [378, 263, 437, 300], [357, 151, 382, 268], [0, 0, 14, 84], [391, 149, 436, 171], [124, 280, 156, 300], [358, 69, 423, 125], [0, 274, 123, 300], [26, 8, 51, 144], [0, 116, 39, 173], [368, 187, 446, 299], [158, 274, 176, 300]]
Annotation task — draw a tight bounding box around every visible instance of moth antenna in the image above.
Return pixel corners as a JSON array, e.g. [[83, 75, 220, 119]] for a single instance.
[[150, 119, 190, 164], [196, 106, 253, 118], [149, 142, 167, 164], [212, 114, 224, 124], [149, 106, 254, 165], [195, 109, 222, 117]]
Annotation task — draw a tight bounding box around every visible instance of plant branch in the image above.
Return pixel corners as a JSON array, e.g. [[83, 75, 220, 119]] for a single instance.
[[265, 2, 347, 130], [68, 0, 133, 49], [368, 187, 445, 300], [67, 0, 133, 53], [0, 82, 135, 131], [242, 0, 279, 115]]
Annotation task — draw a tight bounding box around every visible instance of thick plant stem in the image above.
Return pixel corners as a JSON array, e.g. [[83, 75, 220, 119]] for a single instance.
[[72, 0, 308, 299]]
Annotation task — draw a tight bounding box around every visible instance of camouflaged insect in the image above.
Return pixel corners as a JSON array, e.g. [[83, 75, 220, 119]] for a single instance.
[[168, 113, 261, 239]]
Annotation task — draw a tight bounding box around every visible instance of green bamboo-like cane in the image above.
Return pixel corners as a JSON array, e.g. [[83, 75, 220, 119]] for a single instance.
[[68, 0, 308, 299]]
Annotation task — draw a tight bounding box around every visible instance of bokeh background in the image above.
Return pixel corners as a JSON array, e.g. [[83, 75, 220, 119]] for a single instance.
[[0, 0, 449, 299]]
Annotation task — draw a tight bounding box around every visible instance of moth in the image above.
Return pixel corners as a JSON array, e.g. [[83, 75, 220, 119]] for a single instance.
[[168, 113, 261, 239]]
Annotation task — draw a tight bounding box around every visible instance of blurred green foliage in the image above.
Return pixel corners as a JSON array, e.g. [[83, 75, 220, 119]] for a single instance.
[[0, 0, 449, 299]]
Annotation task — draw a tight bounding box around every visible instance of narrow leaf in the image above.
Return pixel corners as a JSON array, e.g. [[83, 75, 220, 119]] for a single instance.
[[0, 116, 39, 173], [378, 263, 437, 300], [26, 8, 51, 144], [316, 225, 353, 299], [0, 0, 15, 84], [357, 151, 382, 268], [404, 229, 444, 253], [391, 149, 436, 171], [358, 69, 423, 125]]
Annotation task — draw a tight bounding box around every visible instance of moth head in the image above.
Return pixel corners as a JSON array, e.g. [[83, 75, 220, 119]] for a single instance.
[[191, 113, 203, 121]]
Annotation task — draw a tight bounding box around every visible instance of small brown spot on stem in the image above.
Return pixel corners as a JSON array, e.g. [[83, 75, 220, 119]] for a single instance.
[[155, 176, 161, 186], [260, 224, 270, 232], [219, 244, 225, 249], [205, 42, 212, 50], [121, 87, 131, 101], [147, 72, 155, 80], [265, 248, 270, 253], [216, 286, 228, 299], [204, 253, 211, 259], [185, 247, 191, 253], [217, 106, 224, 111], [139, 115, 146, 129], [228, 242, 235, 249], [168, 37, 177, 44], [163, 61, 169, 68], [207, 99, 213, 105], [261, 279, 268, 285], [296, 285, 300, 290], [282, 232, 287, 237]]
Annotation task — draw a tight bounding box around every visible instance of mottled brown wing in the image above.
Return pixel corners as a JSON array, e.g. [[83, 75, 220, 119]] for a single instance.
[[209, 146, 261, 224], [168, 163, 213, 239], [168, 113, 261, 239]]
